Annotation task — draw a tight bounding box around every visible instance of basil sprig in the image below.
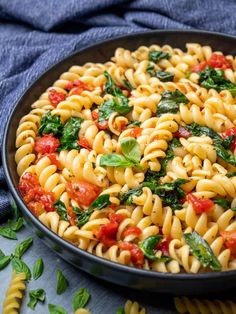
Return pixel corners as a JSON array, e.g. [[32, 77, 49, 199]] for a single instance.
[[72, 288, 91, 311], [157, 89, 189, 115], [32, 257, 44, 280], [100, 137, 142, 168], [14, 237, 33, 259], [27, 289, 46, 310], [184, 231, 221, 271], [56, 269, 69, 295]]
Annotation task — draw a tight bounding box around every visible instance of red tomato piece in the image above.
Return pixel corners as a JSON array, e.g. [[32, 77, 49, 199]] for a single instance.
[[119, 242, 144, 267], [77, 136, 91, 151], [96, 222, 118, 247], [174, 126, 191, 139], [67, 206, 77, 226], [28, 201, 45, 217], [221, 230, 236, 255], [208, 53, 232, 70], [108, 204, 117, 210], [18, 172, 39, 197], [187, 193, 214, 214], [109, 213, 127, 225], [156, 236, 172, 256], [40, 192, 55, 212], [46, 153, 62, 169], [192, 61, 208, 73], [123, 226, 142, 237], [91, 111, 99, 120], [68, 80, 93, 96], [23, 186, 44, 204], [48, 89, 66, 107], [95, 120, 108, 130], [35, 134, 60, 154], [222, 127, 236, 150], [66, 180, 101, 207], [130, 128, 142, 138], [119, 121, 127, 132]]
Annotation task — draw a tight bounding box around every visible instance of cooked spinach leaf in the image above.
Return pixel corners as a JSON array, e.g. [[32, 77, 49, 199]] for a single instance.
[[149, 51, 171, 63], [123, 80, 134, 91], [226, 172, 236, 178], [213, 198, 230, 210], [139, 235, 162, 260], [214, 143, 236, 166], [119, 187, 143, 205], [54, 200, 68, 221], [157, 89, 188, 115], [59, 117, 83, 151], [156, 70, 174, 82], [184, 231, 221, 271], [147, 62, 155, 76], [89, 194, 111, 211], [38, 111, 63, 136]]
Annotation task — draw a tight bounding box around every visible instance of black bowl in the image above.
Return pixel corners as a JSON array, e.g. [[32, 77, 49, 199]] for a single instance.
[[3, 30, 236, 295]]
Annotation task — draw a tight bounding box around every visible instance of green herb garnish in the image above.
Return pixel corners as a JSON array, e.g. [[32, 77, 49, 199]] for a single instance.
[[157, 89, 188, 116], [56, 269, 69, 295], [149, 50, 171, 63], [32, 257, 44, 280], [38, 111, 63, 136], [59, 117, 83, 151], [72, 288, 91, 311], [14, 237, 33, 259], [27, 289, 45, 310], [48, 304, 68, 314], [12, 257, 31, 280], [156, 70, 174, 82]]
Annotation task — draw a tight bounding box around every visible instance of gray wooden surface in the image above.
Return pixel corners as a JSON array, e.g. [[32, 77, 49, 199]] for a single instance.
[[0, 224, 177, 314]]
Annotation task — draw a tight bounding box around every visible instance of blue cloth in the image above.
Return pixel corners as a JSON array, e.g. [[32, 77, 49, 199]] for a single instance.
[[1, 0, 236, 215]]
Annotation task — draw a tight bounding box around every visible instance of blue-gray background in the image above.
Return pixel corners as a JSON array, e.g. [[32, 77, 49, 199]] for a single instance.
[[1, 1, 236, 312]]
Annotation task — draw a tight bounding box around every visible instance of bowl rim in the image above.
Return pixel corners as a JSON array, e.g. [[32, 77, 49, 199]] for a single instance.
[[3, 28, 236, 281]]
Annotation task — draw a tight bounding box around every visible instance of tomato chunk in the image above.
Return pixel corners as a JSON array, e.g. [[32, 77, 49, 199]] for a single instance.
[[174, 126, 191, 139], [40, 192, 55, 212], [77, 136, 91, 151], [109, 213, 126, 225], [222, 127, 236, 150], [96, 222, 118, 247], [48, 89, 66, 107], [192, 53, 232, 73], [35, 134, 60, 154], [36, 153, 62, 169], [221, 230, 236, 255], [192, 61, 208, 73], [18, 172, 39, 196], [156, 236, 172, 256], [123, 226, 142, 237], [130, 128, 142, 138], [119, 242, 144, 267], [91, 111, 99, 120], [187, 193, 214, 214], [67, 80, 93, 96], [95, 119, 108, 130], [66, 180, 101, 207]]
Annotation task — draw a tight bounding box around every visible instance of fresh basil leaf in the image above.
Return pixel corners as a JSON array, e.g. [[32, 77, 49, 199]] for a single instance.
[[127, 120, 141, 127], [11, 201, 20, 220], [0, 226, 17, 240], [59, 117, 83, 151], [8, 217, 24, 231], [119, 187, 143, 205], [157, 89, 188, 115], [54, 200, 68, 221], [0, 255, 11, 270], [156, 70, 174, 82], [123, 79, 134, 91], [120, 137, 141, 164], [199, 66, 236, 96], [149, 50, 171, 62], [214, 143, 236, 166], [14, 237, 33, 259], [98, 98, 131, 122], [12, 257, 31, 279], [38, 111, 63, 136], [226, 171, 236, 178], [0, 249, 5, 259], [100, 154, 134, 167], [32, 257, 44, 280], [48, 304, 68, 314], [139, 235, 162, 261], [74, 208, 93, 227], [72, 288, 91, 311], [56, 269, 69, 295], [116, 308, 125, 314], [213, 198, 230, 210], [184, 231, 221, 271], [89, 194, 111, 211], [27, 289, 46, 310]]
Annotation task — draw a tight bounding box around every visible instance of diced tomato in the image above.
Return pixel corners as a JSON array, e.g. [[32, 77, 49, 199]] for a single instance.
[[156, 236, 172, 256], [48, 89, 66, 107], [28, 201, 45, 217], [192, 61, 208, 73], [222, 127, 236, 150], [108, 204, 117, 210], [174, 126, 191, 139], [40, 192, 55, 212], [179, 197, 187, 204], [192, 53, 232, 73], [18, 172, 39, 197], [91, 111, 99, 120], [221, 230, 236, 255], [123, 226, 142, 237], [67, 80, 93, 96], [23, 186, 44, 204], [95, 119, 108, 130], [77, 136, 91, 151], [109, 213, 127, 225], [119, 121, 127, 132], [66, 180, 101, 207], [208, 53, 232, 70], [119, 242, 144, 267], [96, 222, 118, 247], [187, 193, 214, 214], [67, 206, 77, 226], [35, 134, 60, 154], [46, 153, 62, 169], [130, 128, 142, 138]]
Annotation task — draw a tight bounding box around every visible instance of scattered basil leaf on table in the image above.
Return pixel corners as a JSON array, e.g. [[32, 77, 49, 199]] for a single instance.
[[116, 308, 125, 314], [12, 257, 31, 279], [27, 288, 46, 310], [54, 200, 68, 221], [139, 235, 163, 261], [0, 249, 5, 259], [38, 111, 63, 136], [0, 255, 11, 270], [157, 89, 188, 115], [48, 304, 68, 314], [213, 198, 230, 210], [184, 231, 221, 271], [148, 50, 171, 62], [8, 217, 24, 231], [56, 269, 69, 294], [156, 70, 174, 82], [59, 117, 83, 151], [14, 237, 33, 259], [0, 226, 17, 240], [32, 257, 44, 280], [72, 287, 91, 311]]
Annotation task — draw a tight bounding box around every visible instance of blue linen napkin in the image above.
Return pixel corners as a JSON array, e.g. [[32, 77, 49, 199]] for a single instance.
[[1, 0, 236, 216]]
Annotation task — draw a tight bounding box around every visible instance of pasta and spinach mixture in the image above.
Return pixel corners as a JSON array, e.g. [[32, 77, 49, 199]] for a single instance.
[[16, 43, 236, 274]]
